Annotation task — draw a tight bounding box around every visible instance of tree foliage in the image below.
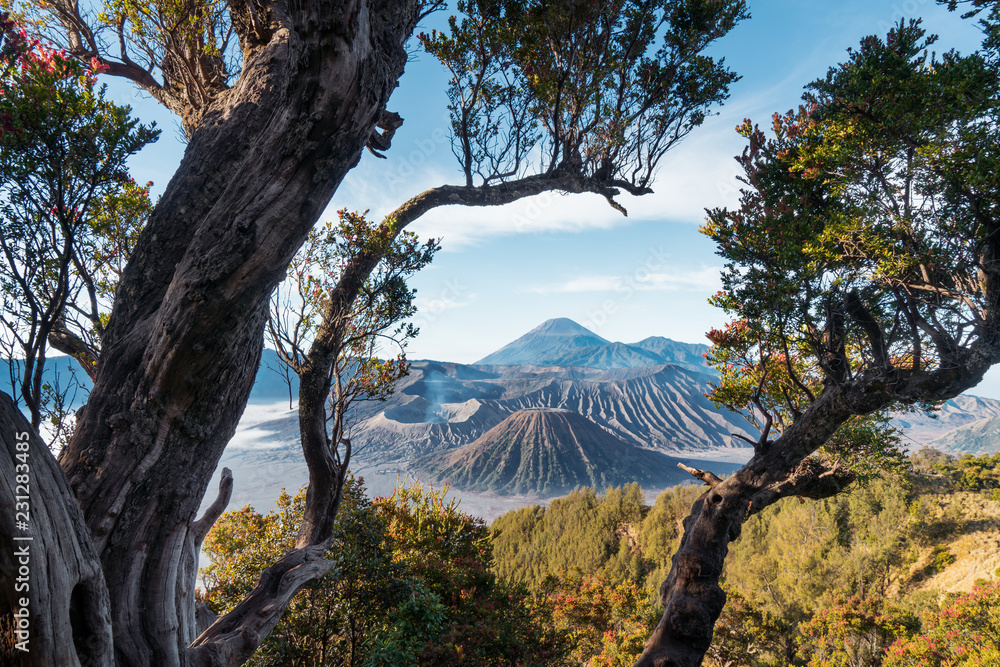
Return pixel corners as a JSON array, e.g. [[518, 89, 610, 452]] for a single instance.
[[198, 449, 1000, 667], [699, 15, 1000, 483], [269, 209, 438, 397], [701, 17, 1000, 445], [203, 477, 407, 667], [267, 207, 438, 514], [797, 596, 919, 667], [18, 0, 246, 130], [202, 479, 566, 666], [0, 13, 156, 435], [634, 11, 1000, 664], [541, 573, 660, 667], [884, 581, 1000, 667], [705, 587, 790, 667], [491, 484, 656, 592], [419, 0, 747, 210], [487, 447, 1000, 666]]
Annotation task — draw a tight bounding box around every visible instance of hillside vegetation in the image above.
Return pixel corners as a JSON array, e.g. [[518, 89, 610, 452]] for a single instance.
[[490, 449, 1000, 666], [200, 451, 1000, 666]]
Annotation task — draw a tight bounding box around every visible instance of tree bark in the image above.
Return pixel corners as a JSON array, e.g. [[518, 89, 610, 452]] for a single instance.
[[41, 0, 422, 663], [0, 391, 114, 667]]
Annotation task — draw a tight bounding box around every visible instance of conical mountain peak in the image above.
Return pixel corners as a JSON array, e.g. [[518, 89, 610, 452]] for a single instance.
[[528, 318, 609, 339], [475, 318, 710, 372], [475, 319, 609, 367], [413, 408, 692, 495]]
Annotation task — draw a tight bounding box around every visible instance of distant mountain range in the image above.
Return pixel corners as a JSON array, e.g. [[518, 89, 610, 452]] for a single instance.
[[245, 320, 1000, 462], [339, 359, 752, 464], [413, 408, 722, 495], [890, 395, 1000, 452], [0, 350, 297, 411], [218, 318, 748, 501], [9, 318, 1000, 511], [920, 408, 1000, 455], [242, 319, 1000, 498]]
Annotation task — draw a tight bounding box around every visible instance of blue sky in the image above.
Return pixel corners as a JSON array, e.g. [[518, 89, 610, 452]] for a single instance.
[[108, 1, 1000, 397]]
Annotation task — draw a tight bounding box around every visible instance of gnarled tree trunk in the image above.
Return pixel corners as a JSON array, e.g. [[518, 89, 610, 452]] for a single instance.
[[634, 342, 1000, 666], [0, 0, 425, 664]]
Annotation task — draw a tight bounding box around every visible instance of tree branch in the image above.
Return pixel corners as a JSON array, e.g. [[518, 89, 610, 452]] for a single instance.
[[677, 462, 724, 487], [845, 289, 890, 370], [748, 457, 855, 516], [365, 110, 404, 158], [188, 544, 337, 665], [47, 318, 100, 380], [192, 467, 234, 547]]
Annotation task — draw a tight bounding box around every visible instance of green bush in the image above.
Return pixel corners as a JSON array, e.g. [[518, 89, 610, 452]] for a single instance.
[[925, 545, 955, 575]]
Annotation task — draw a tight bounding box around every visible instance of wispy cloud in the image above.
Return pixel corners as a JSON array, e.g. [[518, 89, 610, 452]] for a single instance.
[[228, 402, 297, 450], [528, 267, 722, 295], [413, 294, 477, 314]]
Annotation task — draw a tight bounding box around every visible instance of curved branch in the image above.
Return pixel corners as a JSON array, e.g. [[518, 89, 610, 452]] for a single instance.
[[747, 457, 855, 516], [845, 289, 889, 369], [192, 467, 233, 547], [188, 544, 336, 665], [47, 319, 101, 381], [389, 172, 651, 228]]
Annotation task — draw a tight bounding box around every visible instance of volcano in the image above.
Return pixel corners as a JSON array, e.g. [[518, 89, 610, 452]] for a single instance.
[[413, 408, 695, 495]]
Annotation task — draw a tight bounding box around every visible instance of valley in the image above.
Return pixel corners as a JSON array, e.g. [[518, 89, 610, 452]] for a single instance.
[[6, 318, 998, 520], [201, 318, 1000, 519]]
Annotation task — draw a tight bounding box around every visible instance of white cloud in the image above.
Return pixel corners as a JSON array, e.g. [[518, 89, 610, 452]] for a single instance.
[[412, 293, 477, 317], [529, 266, 722, 295], [408, 191, 629, 249]]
